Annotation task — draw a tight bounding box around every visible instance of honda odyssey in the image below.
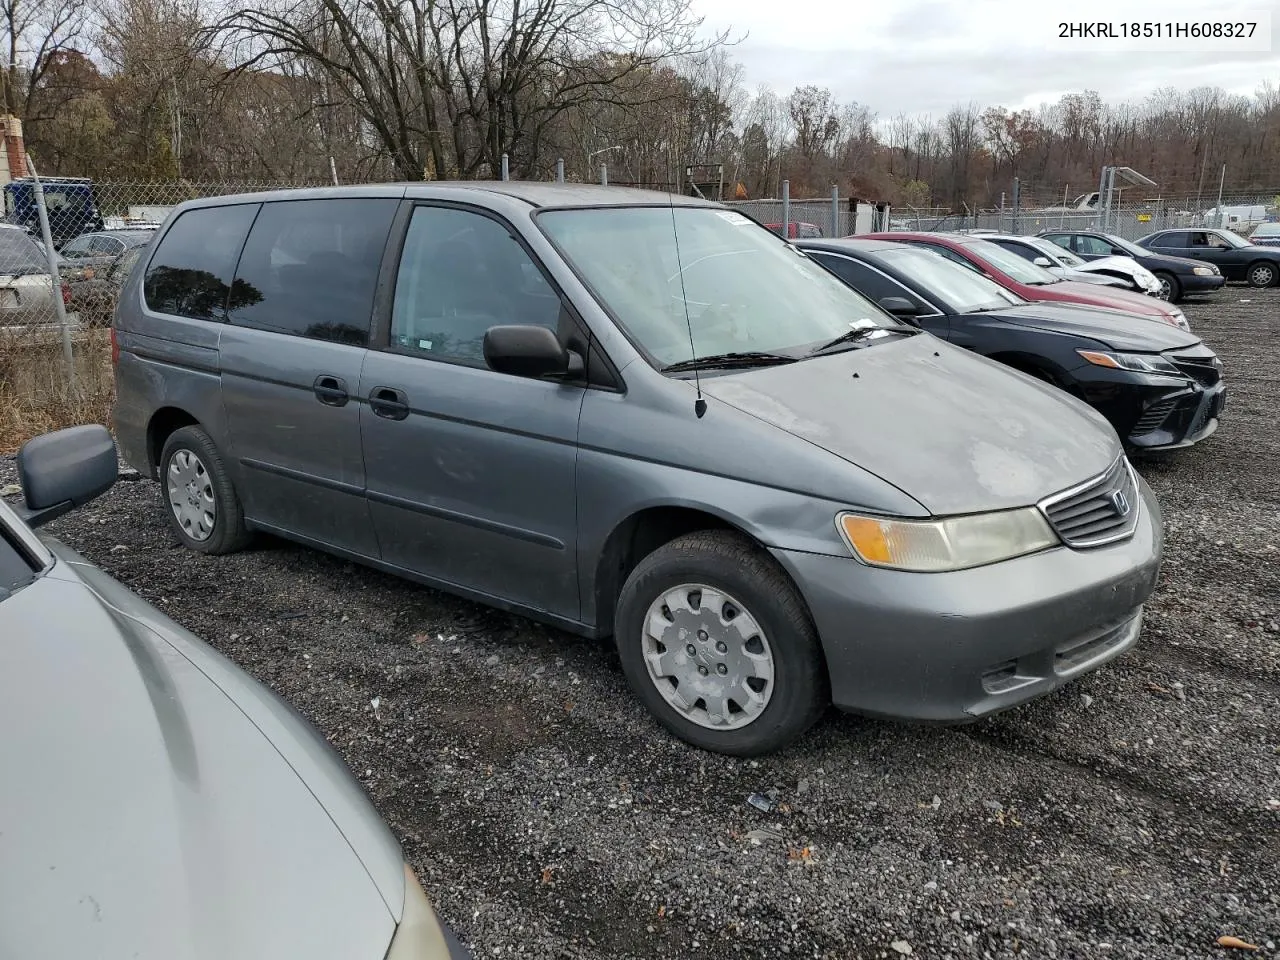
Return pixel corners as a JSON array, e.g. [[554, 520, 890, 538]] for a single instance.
[[113, 184, 1164, 755]]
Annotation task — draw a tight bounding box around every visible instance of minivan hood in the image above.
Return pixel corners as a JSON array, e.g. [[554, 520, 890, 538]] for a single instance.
[[699, 334, 1120, 515], [985, 301, 1202, 352], [0, 560, 398, 960]]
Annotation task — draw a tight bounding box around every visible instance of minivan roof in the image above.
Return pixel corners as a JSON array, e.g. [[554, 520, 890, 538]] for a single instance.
[[178, 181, 717, 210]]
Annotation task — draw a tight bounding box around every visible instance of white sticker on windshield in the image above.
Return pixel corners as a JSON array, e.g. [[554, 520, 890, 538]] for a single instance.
[[716, 210, 753, 225]]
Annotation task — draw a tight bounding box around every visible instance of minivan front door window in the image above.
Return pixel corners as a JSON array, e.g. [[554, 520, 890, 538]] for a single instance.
[[391, 205, 563, 365], [536, 206, 902, 369]]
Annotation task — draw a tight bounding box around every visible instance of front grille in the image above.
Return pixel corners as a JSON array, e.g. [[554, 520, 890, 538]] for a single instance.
[[1130, 397, 1178, 436], [1170, 354, 1221, 387], [1039, 457, 1140, 548]]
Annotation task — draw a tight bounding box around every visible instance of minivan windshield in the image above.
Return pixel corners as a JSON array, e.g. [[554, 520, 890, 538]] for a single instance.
[[537, 206, 905, 368], [879, 247, 1022, 313], [965, 238, 1061, 285]]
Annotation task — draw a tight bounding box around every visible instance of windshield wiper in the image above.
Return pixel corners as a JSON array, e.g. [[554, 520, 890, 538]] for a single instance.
[[662, 351, 799, 373], [808, 325, 919, 356]]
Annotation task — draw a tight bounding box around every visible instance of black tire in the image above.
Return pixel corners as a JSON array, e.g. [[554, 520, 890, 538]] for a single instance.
[[614, 530, 828, 756], [1153, 271, 1180, 302], [159, 425, 252, 555], [1247, 260, 1277, 288]]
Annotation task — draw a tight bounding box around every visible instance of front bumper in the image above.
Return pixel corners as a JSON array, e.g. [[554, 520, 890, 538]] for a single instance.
[[1128, 381, 1225, 451], [771, 475, 1162, 722], [1071, 352, 1226, 452], [1180, 274, 1226, 293]]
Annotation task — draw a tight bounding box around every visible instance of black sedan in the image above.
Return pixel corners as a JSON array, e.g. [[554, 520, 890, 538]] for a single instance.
[[796, 238, 1226, 452], [1036, 229, 1226, 302], [1137, 228, 1280, 287]]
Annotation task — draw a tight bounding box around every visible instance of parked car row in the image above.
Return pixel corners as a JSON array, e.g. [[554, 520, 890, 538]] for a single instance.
[[0, 223, 153, 328], [797, 237, 1224, 452]]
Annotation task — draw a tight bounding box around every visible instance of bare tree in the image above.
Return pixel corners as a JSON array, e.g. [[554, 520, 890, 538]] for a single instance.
[[0, 0, 87, 118], [211, 0, 728, 180]]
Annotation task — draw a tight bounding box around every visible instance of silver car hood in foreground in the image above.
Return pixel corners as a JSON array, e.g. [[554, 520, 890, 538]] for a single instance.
[[0, 543, 404, 960], [700, 334, 1121, 515]]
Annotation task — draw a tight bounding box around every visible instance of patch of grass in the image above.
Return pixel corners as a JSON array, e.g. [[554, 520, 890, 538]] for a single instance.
[[0, 326, 114, 453]]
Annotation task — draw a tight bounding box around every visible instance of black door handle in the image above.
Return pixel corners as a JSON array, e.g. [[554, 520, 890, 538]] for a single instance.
[[369, 386, 409, 421], [313, 374, 349, 407]]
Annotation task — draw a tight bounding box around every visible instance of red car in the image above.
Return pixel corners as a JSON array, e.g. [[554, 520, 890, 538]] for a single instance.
[[862, 231, 1189, 330]]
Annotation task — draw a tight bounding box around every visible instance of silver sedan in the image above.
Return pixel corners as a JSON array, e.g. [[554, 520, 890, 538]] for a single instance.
[[0, 425, 470, 960]]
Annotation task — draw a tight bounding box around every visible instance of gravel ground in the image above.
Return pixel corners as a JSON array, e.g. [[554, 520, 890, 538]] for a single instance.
[[5, 287, 1278, 959]]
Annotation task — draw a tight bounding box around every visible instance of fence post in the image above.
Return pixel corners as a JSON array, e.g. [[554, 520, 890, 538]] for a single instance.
[[1011, 177, 1020, 233], [1095, 165, 1110, 229], [25, 155, 74, 391], [1214, 164, 1226, 227], [501, 153, 509, 181], [830, 184, 839, 237], [782, 180, 790, 237], [555, 158, 564, 183], [600, 163, 608, 187], [329, 156, 339, 186]]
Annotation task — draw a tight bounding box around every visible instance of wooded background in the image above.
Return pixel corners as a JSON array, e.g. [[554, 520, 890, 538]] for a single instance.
[[9, 0, 1280, 207]]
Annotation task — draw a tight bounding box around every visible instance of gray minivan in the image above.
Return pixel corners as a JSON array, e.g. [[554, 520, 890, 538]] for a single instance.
[[113, 183, 1163, 756]]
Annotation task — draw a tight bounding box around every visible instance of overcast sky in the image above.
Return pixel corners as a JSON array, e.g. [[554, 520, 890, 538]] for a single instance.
[[694, 0, 1280, 117]]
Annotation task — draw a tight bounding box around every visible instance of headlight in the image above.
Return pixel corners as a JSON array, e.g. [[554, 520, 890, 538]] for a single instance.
[[1077, 349, 1182, 375], [1192, 266, 1215, 277], [384, 864, 459, 959], [837, 508, 1058, 572]]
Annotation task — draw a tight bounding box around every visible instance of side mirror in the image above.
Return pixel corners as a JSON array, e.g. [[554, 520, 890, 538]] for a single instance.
[[1032, 256, 1053, 267], [483, 324, 584, 380], [878, 296, 919, 317], [16, 424, 118, 528]]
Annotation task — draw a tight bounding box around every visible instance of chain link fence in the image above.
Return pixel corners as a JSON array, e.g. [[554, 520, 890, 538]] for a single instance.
[[884, 194, 1280, 240], [1, 175, 1276, 447], [720, 198, 853, 237]]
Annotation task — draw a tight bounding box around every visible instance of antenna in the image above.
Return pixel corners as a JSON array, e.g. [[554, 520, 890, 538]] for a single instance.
[[668, 188, 707, 418]]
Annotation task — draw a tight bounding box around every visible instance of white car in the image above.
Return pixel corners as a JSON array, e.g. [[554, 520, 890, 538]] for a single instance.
[[982, 234, 1163, 297]]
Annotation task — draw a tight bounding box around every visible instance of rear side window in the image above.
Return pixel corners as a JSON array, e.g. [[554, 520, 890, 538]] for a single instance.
[[992, 239, 1037, 262], [228, 198, 397, 346], [1074, 235, 1114, 256], [144, 204, 259, 321], [1153, 232, 1187, 248], [812, 254, 923, 309], [88, 235, 124, 255], [918, 242, 981, 273]]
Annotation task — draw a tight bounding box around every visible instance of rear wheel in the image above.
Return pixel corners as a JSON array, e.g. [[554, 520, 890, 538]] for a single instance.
[[614, 530, 827, 756], [160, 426, 251, 555], [1247, 261, 1277, 287], [1153, 271, 1180, 302]]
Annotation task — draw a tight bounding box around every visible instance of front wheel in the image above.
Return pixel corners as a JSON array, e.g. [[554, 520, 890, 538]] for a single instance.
[[1247, 261, 1277, 287], [614, 530, 828, 756], [1153, 271, 1180, 302]]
